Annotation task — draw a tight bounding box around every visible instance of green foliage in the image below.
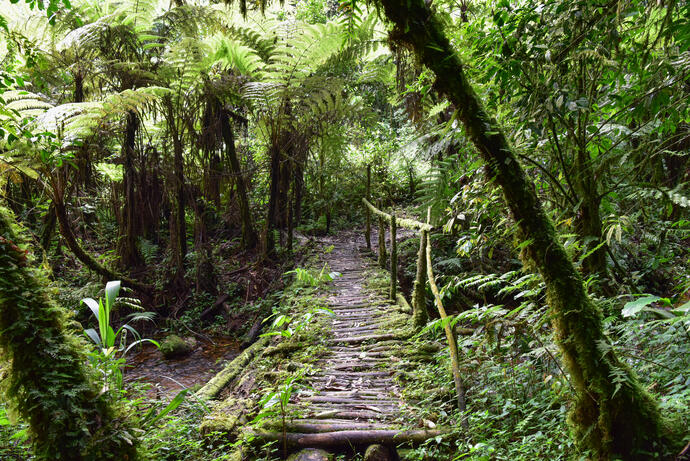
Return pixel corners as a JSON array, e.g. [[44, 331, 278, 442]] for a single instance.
[[286, 263, 341, 287]]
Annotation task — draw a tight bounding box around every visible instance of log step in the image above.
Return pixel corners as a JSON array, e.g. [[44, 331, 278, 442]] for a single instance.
[[249, 429, 445, 449]]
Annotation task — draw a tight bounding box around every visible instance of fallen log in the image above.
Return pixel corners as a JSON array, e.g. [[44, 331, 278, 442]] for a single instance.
[[196, 335, 270, 400]]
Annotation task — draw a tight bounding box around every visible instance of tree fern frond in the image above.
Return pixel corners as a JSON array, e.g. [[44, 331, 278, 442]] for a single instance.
[[222, 23, 279, 63], [56, 17, 112, 53], [3, 90, 54, 117], [208, 34, 263, 77]]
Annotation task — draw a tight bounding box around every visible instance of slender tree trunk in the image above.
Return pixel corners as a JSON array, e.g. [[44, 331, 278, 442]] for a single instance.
[[573, 147, 607, 278], [293, 148, 307, 227], [73, 72, 93, 190], [221, 109, 257, 249], [377, 1, 670, 458], [39, 202, 56, 251], [117, 111, 144, 269]]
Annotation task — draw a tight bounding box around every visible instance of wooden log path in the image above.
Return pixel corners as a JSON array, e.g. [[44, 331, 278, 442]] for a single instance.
[[267, 236, 442, 450]]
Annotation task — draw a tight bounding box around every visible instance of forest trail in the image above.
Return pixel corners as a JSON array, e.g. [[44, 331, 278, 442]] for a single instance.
[[265, 233, 441, 451]]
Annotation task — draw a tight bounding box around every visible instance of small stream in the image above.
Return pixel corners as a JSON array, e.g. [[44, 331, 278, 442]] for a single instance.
[[125, 336, 240, 397]]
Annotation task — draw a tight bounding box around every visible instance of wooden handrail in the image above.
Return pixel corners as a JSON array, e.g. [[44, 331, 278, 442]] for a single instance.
[[360, 189, 468, 428], [362, 198, 433, 232]]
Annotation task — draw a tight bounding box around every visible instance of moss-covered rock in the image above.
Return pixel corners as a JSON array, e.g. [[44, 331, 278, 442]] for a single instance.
[[160, 335, 193, 359], [287, 448, 332, 461], [364, 444, 397, 461]]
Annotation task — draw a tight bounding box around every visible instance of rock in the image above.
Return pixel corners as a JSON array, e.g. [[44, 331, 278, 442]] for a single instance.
[[364, 444, 398, 461], [160, 334, 192, 359], [287, 448, 332, 461]]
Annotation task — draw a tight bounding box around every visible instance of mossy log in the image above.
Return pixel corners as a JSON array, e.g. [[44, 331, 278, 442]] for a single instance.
[[264, 420, 399, 433], [328, 333, 399, 345], [196, 336, 270, 400], [264, 341, 305, 357], [200, 398, 251, 435], [376, 0, 672, 457], [248, 429, 445, 449]]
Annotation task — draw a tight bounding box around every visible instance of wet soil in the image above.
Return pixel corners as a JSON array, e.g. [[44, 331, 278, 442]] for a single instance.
[[125, 336, 240, 397]]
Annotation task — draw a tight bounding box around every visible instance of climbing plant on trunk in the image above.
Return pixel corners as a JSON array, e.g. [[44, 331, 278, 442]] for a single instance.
[[374, 0, 675, 458]]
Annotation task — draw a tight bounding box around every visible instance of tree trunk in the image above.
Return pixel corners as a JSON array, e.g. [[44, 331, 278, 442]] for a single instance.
[[164, 96, 187, 275], [117, 111, 144, 269], [377, 0, 670, 458], [293, 148, 307, 226], [265, 143, 282, 256], [39, 202, 56, 251], [73, 72, 93, 190], [221, 108, 257, 249], [573, 147, 608, 278]]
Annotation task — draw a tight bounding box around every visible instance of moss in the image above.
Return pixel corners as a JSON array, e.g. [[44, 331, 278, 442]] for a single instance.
[[199, 398, 250, 436], [159, 335, 193, 359], [264, 342, 305, 357]]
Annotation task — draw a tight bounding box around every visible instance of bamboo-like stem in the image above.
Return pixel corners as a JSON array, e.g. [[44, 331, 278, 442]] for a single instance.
[[389, 214, 397, 300], [425, 208, 468, 429], [412, 230, 428, 329]]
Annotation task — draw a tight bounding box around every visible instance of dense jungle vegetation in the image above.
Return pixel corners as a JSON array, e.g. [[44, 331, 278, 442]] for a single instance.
[[0, 0, 689, 459]]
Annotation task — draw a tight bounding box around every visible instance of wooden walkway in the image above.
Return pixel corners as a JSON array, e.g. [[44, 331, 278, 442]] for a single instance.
[[270, 236, 440, 450]]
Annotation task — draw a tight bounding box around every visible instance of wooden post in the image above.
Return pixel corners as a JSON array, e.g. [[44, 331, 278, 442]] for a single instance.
[[389, 214, 397, 300], [365, 165, 371, 251], [287, 195, 293, 255], [412, 230, 428, 328], [425, 208, 468, 429], [377, 201, 387, 269]]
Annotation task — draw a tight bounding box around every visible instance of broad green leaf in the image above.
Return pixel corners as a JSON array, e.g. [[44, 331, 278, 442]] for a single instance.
[[672, 300, 690, 314], [622, 295, 660, 318], [84, 328, 101, 347], [82, 297, 100, 321], [105, 280, 121, 308]]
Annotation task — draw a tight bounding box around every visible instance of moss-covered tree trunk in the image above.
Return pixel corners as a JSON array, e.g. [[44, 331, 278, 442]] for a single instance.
[[376, 1, 671, 458], [0, 207, 137, 460]]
